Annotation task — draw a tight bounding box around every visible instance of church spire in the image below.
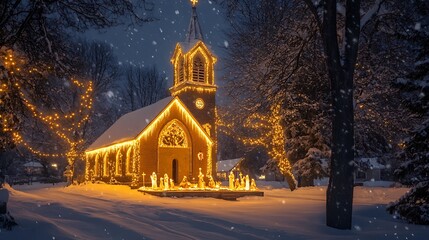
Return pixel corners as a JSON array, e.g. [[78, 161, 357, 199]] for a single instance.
[[186, 0, 203, 42]]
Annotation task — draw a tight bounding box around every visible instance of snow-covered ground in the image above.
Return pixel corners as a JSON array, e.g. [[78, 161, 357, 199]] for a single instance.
[[0, 182, 427, 240]]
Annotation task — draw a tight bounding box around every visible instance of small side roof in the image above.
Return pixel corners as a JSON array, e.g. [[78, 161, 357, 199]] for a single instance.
[[86, 97, 173, 151], [358, 158, 386, 170], [23, 161, 43, 168], [217, 158, 243, 172]]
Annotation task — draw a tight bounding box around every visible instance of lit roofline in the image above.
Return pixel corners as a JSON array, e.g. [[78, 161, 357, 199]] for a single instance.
[[85, 97, 213, 155]]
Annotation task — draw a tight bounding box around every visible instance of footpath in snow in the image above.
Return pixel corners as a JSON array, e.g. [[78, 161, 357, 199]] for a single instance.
[[0, 182, 427, 240]]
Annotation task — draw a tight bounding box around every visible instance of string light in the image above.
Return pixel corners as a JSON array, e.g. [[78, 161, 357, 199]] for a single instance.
[[85, 97, 215, 181], [1, 50, 94, 169], [170, 41, 217, 94], [217, 103, 297, 191]]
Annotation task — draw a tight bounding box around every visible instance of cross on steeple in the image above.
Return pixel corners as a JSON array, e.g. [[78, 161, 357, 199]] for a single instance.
[[190, 0, 198, 7]]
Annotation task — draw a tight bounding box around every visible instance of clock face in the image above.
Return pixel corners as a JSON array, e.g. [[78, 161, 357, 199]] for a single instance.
[[195, 98, 205, 109]]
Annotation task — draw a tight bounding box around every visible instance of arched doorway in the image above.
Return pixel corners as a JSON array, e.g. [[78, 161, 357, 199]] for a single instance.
[[172, 159, 178, 184], [158, 119, 191, 183]]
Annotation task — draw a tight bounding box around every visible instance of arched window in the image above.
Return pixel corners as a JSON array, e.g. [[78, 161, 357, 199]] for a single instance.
[[178, 56, 184, 83], [103, 153, 109, 177], [94, 154, 100, 177], [192, 53, 205, 83], [115, 150, 123, 176], [125, 146, 133, 175], [159, 120, 189, 148]]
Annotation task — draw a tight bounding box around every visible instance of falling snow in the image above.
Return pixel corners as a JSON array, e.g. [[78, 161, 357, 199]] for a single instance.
[[223, 40, 229, 48]]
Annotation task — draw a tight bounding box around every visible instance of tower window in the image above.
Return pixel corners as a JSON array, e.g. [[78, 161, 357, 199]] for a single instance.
[[192, 54, 205, 83], [178, 56, 184, 83]]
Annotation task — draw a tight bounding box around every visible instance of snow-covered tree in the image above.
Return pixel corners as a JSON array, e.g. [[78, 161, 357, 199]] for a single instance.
[[387, 1, 429, 222], [293, 148, 329, 187], [387, 120, 429, 225]]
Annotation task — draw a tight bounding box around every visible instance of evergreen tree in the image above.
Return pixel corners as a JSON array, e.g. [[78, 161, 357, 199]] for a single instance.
[[387, 4, 429, 222]]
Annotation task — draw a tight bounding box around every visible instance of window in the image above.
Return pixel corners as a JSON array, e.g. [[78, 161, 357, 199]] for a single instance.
[[103, 153, 109, 177], [159, 120, 189, 148], [115, 150, 123, 176], [178, 56, 184, 83], [94, 154, 100, 177], [126, 146, 133, 175], [192, 53, 205, 83]]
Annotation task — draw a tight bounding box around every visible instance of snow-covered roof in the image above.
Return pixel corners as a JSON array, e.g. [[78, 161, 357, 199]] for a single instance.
[[23, 161, 43, 168], [87, 97, 173, 151], [358, 158, 386, 170], [217, 158, 243, 172]]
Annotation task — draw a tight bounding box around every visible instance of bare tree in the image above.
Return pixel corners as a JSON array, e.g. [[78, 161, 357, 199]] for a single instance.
[[122, 65, 168, 112]]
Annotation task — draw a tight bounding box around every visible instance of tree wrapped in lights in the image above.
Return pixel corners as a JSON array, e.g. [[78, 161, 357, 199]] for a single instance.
[[218, 103, 297, 191], [1, 50, 93, 181]]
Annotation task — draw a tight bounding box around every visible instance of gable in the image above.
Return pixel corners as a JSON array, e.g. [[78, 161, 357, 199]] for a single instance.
[[170, 43, 183, 65], [135, 97, 213, 145], [186, 41, 217, 64]]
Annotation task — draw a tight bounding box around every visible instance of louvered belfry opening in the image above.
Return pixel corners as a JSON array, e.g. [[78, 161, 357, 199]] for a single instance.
[[192, 54, 205, 83], [178, 56, 184, 83]]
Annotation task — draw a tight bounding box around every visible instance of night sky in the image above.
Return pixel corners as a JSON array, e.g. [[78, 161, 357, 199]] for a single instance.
[[85, 0, 228, 86]]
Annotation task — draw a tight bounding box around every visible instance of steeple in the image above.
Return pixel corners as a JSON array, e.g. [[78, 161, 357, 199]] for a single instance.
[[186, 0, 203, 42]]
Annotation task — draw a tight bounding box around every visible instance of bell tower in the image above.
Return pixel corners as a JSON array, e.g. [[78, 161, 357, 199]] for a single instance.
[[170, 0, 217, 140]]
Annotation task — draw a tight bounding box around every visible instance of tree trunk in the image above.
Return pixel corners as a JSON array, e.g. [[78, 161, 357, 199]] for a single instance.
[[326, 69, 355, 229], [317, 0, 359, 230]]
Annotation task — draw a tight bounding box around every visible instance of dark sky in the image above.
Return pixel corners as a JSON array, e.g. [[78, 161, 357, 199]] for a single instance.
[[86, 0, 228, 86]]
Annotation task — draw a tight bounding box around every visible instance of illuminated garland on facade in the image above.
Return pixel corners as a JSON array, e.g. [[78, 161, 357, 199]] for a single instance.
[[217, 104, 297, 191], [85, 98, 214, 182]]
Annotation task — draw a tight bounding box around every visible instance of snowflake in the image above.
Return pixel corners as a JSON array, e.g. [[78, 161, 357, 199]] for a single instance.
[[106, 91, 114, 98], [224, 40, 229, 48]]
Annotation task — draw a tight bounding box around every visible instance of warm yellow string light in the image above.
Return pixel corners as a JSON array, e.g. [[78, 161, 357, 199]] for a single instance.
[[217, 104, 297, 190], [1, 50, 94, 163]]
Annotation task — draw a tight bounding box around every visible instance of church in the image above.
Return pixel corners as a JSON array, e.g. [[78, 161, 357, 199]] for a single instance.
[[84, 0, 217, 186]]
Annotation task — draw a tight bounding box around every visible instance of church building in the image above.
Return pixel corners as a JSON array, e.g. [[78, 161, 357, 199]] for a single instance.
[[84, 0, 217, 185]]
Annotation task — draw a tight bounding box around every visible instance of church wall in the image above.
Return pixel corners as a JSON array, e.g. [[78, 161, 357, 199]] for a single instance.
[[176, 91, 216, 177], [136, 102, 211, 183]]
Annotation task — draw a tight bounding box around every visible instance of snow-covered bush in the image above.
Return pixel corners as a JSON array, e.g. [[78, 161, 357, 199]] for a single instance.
[[293, 148, 329, 186], [387, 181, 429, 225], [0, 184, 17, 230]]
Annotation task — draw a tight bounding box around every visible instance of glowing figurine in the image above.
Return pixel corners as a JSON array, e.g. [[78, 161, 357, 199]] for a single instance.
[[179, 176, 190, 188], [208, 175, 216, 188], [198, 168, 205, 189], [164, 173, 169, 190], [234, 178, 240, 189], [150, 172, 157, 189], [251, 179, 257, 190], [229, 171, 235, 190], [245, 175, 250, 191], [170, 179, 175, 189], [159, 177, 164, 190]]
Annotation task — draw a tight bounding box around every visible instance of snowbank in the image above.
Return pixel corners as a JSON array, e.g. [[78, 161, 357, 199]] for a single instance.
[[0, 183, 427, 239]]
